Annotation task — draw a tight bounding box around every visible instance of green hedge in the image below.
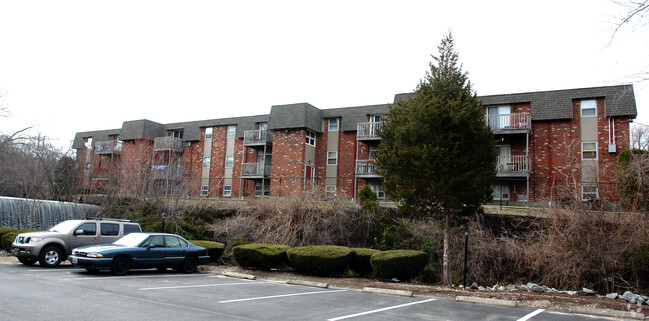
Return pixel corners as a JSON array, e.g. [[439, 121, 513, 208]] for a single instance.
[[189, 240, 225, 262], [286, 245, 353, 276], [233, 244, 292, 270], [1, 229, 38, 252], [350, 248, 381, 276], [370, 250, 428, 281]]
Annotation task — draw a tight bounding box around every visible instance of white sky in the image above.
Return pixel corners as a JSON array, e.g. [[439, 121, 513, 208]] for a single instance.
[[0, 0, 647, 151]]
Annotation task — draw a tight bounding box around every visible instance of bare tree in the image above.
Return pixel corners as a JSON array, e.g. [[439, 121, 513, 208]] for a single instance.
[[631, 123, 649, 150], [611, 0, 649, 41]]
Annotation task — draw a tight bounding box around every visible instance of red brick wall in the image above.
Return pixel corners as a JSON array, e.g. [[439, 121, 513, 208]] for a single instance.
[[270, 129, 306, 197], [119, 139, 153, 196], [338, 131, 357, 199]]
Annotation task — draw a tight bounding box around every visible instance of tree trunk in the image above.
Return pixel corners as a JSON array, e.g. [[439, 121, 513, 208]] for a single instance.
[[442, 211, 452, 286]]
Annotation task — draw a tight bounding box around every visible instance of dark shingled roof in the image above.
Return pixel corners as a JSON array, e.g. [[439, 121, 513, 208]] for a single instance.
[[72, 129, 122, 149], [395, 84, 637, 121], [322, 104, 390, 131], [268, 103, 322, 133]]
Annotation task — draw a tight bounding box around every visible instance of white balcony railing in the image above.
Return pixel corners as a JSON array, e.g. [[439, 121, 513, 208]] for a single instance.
[[355, 160, 379, 176], [496, 155, 530, 175], [94, 141, 122, 155], [153, 137, 184, 152], [243, 130, 272, 146], [485, 113, 531, 132], [357, 122, 382, 140], [242, 163, 271, 177]]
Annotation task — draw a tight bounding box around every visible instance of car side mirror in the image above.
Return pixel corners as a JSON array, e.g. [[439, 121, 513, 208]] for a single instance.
[[147, 244, 156, 250], [74, 229, 83, 236]]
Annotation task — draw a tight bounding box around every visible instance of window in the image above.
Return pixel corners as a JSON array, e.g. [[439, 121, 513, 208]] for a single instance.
[[123, 224, 141, 235], [487, 106, 511, 129], [201, 185, 209, 196], [255, 184, 270, 196], [75, 223, 96, 236], [142, 235, 165, 247], [326, 185, 336, 198], [205, 127, 212, 139], [581, 99, 597, 117], [227, 125, 236, 138], [327, 151, 338, 165], [259, 123, 268, 131], [165, 236, 183, 248], [582, 142, 597, 160], [225, 155, 234, 168], [492, 185, 510, 201], [371, 185, 385, 199], [306, 130, 316, 146], [223, 185, 232, 197], [172, 130, 184, 139], [582, 185, 598, 200], [203, 157, 211, 168], [328, 118, 339, 131], [100, 223, 119, 236]]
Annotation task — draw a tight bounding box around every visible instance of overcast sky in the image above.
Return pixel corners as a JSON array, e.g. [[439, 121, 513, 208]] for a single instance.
[[0, 0, 647, 151]]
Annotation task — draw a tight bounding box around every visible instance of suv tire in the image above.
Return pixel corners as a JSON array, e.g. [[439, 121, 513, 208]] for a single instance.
[[39, 245, 63, 267], [110, 256, 130, 276], [18, 257, 37, 266]]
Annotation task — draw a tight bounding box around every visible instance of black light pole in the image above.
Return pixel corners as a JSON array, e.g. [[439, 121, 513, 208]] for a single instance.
[[463, 226, 469, 290], [161, 212, 166, 233]]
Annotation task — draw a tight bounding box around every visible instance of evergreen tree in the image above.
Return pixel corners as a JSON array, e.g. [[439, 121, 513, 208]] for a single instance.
[[377, 33, 496, 285]]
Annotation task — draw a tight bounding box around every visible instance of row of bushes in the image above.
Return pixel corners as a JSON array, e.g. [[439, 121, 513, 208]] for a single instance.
[[0, 227, 38, 252], [232, 243, 428, 281]]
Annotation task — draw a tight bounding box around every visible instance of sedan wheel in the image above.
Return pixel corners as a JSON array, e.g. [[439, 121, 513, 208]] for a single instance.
[[38, 246, 63, 267], [182, 256, 198, 273], [110, 256, 130, 276]]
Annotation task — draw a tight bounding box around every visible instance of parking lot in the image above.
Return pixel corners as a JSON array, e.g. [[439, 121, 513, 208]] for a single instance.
[[0, 262, 616, 321]]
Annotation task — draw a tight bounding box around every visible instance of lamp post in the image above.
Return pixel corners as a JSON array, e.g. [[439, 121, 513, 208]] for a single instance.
[[161, 212, 166, 233], [463, 226, 469, 290]]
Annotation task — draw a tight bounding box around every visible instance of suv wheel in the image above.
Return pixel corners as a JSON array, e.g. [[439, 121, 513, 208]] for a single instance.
[[110, 256, 130, 276], [18, 257, 37, 266], [39, 246, 63, 267], [182, 256, 198, 273]]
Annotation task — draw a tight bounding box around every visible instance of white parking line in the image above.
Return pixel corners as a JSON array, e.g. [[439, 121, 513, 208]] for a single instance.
[[69, 273, 214, 280], [219, 289, 347, 303], [28, 268, 86, 272], [327, 298, 437, 321], [516, 309, 545, 321], [140, 282, 267, 290]]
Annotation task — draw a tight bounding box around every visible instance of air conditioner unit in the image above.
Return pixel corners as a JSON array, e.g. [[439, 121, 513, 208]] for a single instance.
[[185, 141, 191, 147]]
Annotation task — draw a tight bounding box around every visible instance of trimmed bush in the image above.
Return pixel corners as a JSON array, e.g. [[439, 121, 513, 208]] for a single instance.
[[370, 250, 428, 281], [190, 240, 225, 262], [350, 248, 381, 276], [287, 245, 353, 276], [0, 227, 16, 240], [233, 244, 292, 270], [1, 229, 37, 252]]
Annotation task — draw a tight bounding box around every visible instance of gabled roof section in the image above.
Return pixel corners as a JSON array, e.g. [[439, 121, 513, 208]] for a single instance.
[[322, 104, 390, 131], [395, 84, 637, 121], [72, 129, 122, 149], [119, 119, 165, 141], [268, 103, 322, 133]]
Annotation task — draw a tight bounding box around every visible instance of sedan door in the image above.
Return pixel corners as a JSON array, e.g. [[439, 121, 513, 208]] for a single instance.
[[132, 235, 165, 268], [161, 236, 189, 268]]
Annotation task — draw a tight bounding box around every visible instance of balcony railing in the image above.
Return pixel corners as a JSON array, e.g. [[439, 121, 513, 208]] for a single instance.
[[153, 137, 184, 152], [357, 122, 382, 141], [242, 163, 271, 177], [94, 141, 122, 155], [151, 165, 182, 180], [243, 130, 272, 146], [355, 160, 380, 177], [485, 113, 531, 132], [496, 155, 530, 176]]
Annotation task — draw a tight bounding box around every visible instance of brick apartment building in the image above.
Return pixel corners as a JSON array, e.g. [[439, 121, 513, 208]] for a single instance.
[[73, 84, 637, 204]]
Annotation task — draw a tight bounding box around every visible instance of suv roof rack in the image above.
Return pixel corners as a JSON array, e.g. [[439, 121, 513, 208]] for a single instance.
[[84, 217, 133, 222]]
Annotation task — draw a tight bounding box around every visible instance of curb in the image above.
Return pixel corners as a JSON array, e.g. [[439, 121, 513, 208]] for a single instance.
[[568, 306, 645, 320], [362, 287, 413, 297], [223, 271, 256, 280], [455, 295, 517, 307], [286, 280, 329, 288]]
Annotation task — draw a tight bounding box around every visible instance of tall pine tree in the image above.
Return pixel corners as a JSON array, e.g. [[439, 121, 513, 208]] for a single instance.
[[377, 33, 495, 285]]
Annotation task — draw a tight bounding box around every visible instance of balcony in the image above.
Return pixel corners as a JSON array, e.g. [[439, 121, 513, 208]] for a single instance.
[[94, 141, 122, 155], [485, 113, 531, 134], [242, 163, 271, 178], [153, 137, 184, 152], [496, 155, 530, 177], [151, 165, 182, 180], [243, 130, 272, 147], [357, 122, 382, 141], [355, 160, 381, 178]]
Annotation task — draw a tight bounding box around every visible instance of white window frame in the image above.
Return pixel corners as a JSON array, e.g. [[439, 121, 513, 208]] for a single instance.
[[492, 185, 510, 201], [326, 185, 337, 198], [328, 118, 339, 132], [582, 185, 598, 200], [581, 142, 598, 160], [203, 157, 211, 168], [581, 99, 597, 118], [200, 185, 209, 196], [306, 130, 316, 147], [327, 151, 337, 165], [227, 125, 236, 138], [225, 155, 234, 168], [172, 130, 184, 139], [205, 127, 212, 139], [223, 185, 232, 197]]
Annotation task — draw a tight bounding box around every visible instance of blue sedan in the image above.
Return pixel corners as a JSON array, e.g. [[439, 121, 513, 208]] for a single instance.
[[69, 232, 211, 275]]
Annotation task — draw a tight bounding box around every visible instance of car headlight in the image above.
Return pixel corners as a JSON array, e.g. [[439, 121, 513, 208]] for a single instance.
[[28, 237, 43, 244], [87, 253, 104, 258]]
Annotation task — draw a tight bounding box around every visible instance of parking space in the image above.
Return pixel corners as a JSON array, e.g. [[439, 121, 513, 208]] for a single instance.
[[0, 263, 613, 321]]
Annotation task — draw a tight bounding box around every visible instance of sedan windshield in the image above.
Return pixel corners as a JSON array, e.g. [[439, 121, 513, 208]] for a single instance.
[[48, 220, 82, 233], [114, 233, 150, 247]]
